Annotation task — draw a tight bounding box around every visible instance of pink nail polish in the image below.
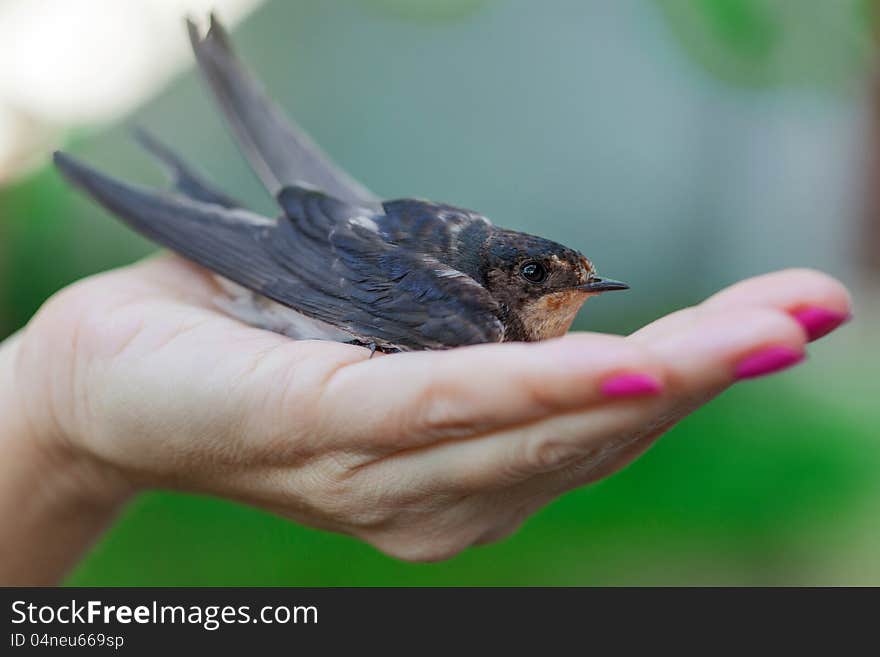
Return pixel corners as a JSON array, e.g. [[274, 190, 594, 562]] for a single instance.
[[791, 306, 851, 342], [601, 373, 663, 398], [734, 346, 805, 381]]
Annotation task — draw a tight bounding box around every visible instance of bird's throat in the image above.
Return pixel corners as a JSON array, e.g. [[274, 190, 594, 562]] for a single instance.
[[517, 290, 592, 340]]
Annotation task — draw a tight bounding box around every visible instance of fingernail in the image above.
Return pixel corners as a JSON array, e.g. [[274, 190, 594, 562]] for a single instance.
[[601, 373, 663, 398], [791, 306, 851, 342], [734, 346, 805, 381]]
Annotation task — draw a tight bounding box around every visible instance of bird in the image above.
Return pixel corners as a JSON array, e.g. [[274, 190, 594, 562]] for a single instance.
[[53, 14, 628, 353]]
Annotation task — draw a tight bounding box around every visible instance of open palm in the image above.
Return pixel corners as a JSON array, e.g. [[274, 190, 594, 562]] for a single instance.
[[15, 255, 850, 561]]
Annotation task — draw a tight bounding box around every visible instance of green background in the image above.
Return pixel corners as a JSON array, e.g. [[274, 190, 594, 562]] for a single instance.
[[1, 0, 878, 585]]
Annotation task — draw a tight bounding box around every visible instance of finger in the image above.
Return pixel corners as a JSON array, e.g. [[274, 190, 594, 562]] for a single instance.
[[315, 333, 666, 453], [702, 268, 851, 315], [531, 302, 814, 494], [632, 268, 852, 343], [373, 304, 807, 494]]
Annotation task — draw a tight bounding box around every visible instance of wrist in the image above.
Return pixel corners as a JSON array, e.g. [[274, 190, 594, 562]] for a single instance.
[[2, 330, 134, 507], [0, 331, 132, 584]]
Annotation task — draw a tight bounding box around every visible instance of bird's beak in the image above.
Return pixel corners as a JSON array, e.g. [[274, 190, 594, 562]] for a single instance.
[[576, 277, 629, 293]]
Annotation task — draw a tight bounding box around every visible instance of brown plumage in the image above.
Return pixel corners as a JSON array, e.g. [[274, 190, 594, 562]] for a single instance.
[[53, 14, 628, 352]]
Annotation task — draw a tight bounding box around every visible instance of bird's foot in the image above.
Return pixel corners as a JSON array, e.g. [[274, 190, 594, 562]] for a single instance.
[[344, 339, 400, 357]]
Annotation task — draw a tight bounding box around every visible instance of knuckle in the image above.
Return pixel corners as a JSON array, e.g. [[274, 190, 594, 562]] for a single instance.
[[328, 499, 395, 530], [403, 380, 472, 441], [557, 336, 665, 392], [307, 462, 398, 530], [517, 434, 582, 476], [519, 376, 566, 414], [304, 450, 470, 533], [613, 341, 663, 374]]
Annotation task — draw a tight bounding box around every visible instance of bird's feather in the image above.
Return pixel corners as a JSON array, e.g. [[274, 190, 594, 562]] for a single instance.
[[186, 14, 380, 209], [54, 152, 503, 350], [378, 199, 493, 281], [131, 127, 242, 209]]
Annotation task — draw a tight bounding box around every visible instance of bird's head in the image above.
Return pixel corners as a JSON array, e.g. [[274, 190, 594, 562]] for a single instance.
[[482, 229, 628, 341]]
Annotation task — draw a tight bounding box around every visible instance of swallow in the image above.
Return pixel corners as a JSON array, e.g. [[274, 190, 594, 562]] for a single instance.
[[53, 14, 628, 353]]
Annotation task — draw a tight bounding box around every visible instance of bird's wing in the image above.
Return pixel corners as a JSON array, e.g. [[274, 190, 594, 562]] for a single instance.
[[54, 152, 285, 297], [267, 186, 504, 349], [54, 153, 503, 350], [186, 14, 380, 209], [375, 198, 493, 279], [378, 199, 491, 245]]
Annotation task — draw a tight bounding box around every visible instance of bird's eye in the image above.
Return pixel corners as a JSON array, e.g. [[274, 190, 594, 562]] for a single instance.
[[520, 261, 547, 284]]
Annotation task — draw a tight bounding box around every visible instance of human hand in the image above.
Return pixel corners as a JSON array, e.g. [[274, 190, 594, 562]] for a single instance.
[[11, 255, 851, 563]]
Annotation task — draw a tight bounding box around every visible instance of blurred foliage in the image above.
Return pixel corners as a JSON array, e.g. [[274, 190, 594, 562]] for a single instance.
[[659, 0, 874, 90]]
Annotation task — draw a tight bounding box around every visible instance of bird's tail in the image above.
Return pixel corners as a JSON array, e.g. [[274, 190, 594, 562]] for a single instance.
[[186, 13, 380, 208], [131, 126, 242, 209], [54, 151, 275, 288]]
